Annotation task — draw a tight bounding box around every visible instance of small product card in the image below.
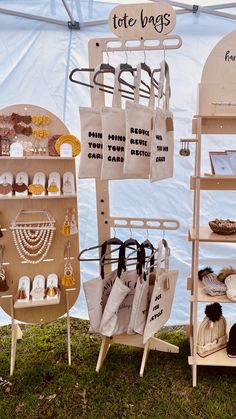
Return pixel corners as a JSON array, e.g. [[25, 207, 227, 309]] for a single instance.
[[10, 142, 24, 157], [60, 143, 73, 157]]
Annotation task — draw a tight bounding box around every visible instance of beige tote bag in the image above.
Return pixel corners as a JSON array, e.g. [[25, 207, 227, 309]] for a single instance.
[[79, 66, 103, 178], [123, 64, 154, 178], [143, 240, 178, 344], [150, 60, 174, 182], [101, 65, 127, 180]]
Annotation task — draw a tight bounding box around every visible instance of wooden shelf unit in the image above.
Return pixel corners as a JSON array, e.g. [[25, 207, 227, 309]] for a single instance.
[[189, 117, 236, 385]]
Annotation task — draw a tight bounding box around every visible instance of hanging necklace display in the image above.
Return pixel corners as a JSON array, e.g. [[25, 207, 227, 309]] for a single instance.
[[0, 244, 8, 292], [10, 210, 56, 264], [61, 240, 75, 286]]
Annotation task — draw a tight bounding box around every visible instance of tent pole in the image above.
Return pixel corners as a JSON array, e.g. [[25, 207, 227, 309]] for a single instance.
[[0, 7, 67, 26], [61, 0, 75, 24]]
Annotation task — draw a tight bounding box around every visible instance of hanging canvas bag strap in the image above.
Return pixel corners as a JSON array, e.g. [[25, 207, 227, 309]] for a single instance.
[[100, 239, 123, 279], [117, 239, 144, 278], [155, 239, 170, 281], [134, 63, 155, 110], [157, 60, 170, 112], [92, 64, 105, 108], [112, 64, 122, 108]]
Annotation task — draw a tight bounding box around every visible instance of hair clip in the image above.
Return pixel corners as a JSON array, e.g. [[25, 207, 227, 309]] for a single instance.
[[32, 115, 51, 125]]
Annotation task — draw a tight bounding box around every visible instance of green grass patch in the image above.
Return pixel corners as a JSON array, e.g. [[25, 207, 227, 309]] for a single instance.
[[0, 319, 236, 418]]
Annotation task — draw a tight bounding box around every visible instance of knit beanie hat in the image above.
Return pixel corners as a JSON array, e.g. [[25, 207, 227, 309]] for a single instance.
[[227, 323, 236, 357], [225, 274, 236, 301], [198, 267, 226, 296], [197, 302, 227, 357]]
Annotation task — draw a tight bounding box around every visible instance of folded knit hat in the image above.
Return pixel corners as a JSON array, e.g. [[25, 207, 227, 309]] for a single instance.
[[198, 267, 226, 296], [225, 274, 236, 301], [227, 323, 236, 357], [197, 302, 227, 357]]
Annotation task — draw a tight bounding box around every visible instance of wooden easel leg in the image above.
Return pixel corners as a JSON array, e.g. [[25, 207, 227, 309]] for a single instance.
[[149, 337, 179, 353], [66, 290, 71, 366], [140, 340, 150, 377], [15, 324, 23, 340], [192, 364, 197, 387], [96, 336, 111, 372]]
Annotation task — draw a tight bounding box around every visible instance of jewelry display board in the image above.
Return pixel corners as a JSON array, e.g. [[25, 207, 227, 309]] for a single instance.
[[0, 105, 80, 325], [188, 31, 236, 386]]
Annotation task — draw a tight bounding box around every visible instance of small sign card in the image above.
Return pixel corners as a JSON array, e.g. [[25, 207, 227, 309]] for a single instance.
[[10, 142, 24, 157], [60, 143, 73, 158], [109, 2, 176, 39]]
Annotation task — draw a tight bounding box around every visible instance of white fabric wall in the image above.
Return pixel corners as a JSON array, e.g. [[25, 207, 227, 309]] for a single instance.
[[1, 0, 236, 325]]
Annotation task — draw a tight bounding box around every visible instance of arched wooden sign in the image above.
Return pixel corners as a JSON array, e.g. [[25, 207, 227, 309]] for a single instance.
[[199, 30, 236, 115], [108, 2, 176, 39]]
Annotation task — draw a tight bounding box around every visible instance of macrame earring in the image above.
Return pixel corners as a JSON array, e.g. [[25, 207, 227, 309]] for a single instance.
[[47, 179, 59, 193], [70, 209, 78, 235], [61, 240, 75, 286], [61, 210, 70, 236], [0, 245, 9, 292]]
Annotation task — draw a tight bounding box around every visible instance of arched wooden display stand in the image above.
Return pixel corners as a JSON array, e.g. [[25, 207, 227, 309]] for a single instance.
[[189, 31, 236, 386], [0, 104, 80, 374]]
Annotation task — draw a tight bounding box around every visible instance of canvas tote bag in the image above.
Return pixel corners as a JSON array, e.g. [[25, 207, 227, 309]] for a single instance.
[[150, 60, 174, 182], [79, 66, 104, 178], [83, 239, 121, 333], [101, 65, 127, 180], [123, 64, 155, 178], [143, 240, 178, 344], [99, 240, 142, 337], [127, 243, 155, 335]]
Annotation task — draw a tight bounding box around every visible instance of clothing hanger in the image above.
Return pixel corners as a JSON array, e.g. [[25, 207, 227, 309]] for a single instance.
[[78, 236, 123, 262]]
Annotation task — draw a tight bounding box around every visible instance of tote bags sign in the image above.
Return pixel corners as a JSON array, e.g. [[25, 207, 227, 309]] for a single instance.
[[143, 240, 178, 343], [108, 3, 176, 39]]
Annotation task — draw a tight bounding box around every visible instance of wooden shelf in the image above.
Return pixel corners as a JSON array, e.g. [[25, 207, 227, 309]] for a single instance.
[[14, 292, 61, 309], [188, 349, 236, 367], [0, 194, 77, 200], [189, 280, 232, 303], [188, 226, 236, 243], [190, 175, 236, 190], [192, 115, 236, 135]]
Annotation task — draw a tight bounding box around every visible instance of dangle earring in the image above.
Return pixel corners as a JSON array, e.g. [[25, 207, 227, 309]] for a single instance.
[[61, 240, 75, 287], [70, 209, 78, 235], [186, 142, 191, 156], [179, 142, 184, 156], [61, 210, 70, 236]]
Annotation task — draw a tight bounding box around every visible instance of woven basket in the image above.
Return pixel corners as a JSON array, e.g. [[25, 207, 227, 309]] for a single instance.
[[209, 219, 236, 235]]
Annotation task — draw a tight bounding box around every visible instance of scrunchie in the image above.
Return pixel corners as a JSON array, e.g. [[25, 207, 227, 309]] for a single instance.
[[32, 128, 49, 140], [0, 115, 13, 124], [0, 127, 15, 139]]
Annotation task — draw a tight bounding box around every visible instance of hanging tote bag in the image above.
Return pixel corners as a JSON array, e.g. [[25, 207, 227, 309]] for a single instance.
[[83, 239, 122, 333], [101, 64, 128, 180], [127, 243, 155, 335], [99, 240, 143, 337], [143, 240, 178, 344], [78, 65, 104, 178], [150, 60, 174, 182], [123, 64, 155, 178]]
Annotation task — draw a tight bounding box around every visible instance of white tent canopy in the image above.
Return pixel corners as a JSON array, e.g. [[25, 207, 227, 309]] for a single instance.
[[1, 0, 236, 325]]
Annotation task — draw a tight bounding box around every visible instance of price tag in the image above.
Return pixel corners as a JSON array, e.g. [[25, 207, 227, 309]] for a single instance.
[[10, 142, 24, 157], [60, 143, 73, 158]]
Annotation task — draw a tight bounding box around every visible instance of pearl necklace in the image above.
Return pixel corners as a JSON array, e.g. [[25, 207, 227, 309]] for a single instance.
[[19, 227, 48, 250], [12, 228, 54, 264]]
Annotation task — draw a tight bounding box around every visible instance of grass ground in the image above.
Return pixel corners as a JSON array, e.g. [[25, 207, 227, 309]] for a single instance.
[[0, 318, 236, 418]]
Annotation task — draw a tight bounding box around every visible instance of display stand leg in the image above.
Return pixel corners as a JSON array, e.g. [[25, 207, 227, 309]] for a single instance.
[[140, 341, 150, 377], [192, 364, 197, 387], [65, 288, 76, 366], [10, 296, 17, 376], [96, 336, 111, 372]]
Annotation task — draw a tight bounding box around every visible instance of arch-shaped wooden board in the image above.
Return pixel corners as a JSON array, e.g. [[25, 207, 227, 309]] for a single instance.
[[199, 31, 236, 115], [0, 104, 80, 324]]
